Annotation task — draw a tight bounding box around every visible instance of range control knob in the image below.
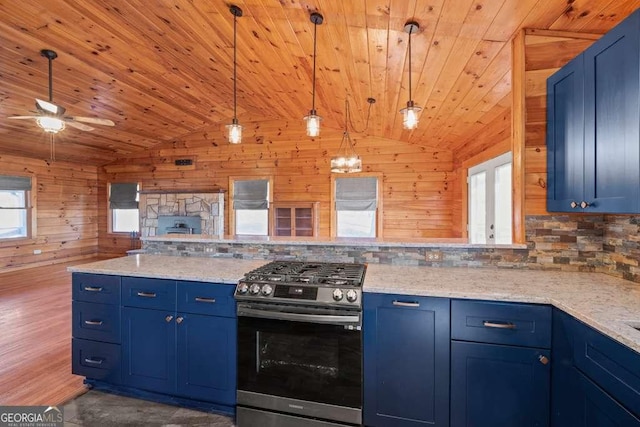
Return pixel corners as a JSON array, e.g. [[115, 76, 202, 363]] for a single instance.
[[346, 289, 358, 303], [237, 283, 249, 294], [249, 283, 261, 295], [261, 284, 273, 296], [332, 288, 344, 301]]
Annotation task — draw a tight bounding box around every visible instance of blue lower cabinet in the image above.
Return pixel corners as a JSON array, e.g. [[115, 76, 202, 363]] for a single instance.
[[363, 293, 450, 427], [72, 338, 121, 384], [176, 312, 236, 405], [122, 307, 177, 394], [450, 341, 550, 427], [575, 370, 640, 426]]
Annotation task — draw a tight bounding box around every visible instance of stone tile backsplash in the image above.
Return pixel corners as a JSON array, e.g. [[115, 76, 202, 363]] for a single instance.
[[142, 214, 640, 285]]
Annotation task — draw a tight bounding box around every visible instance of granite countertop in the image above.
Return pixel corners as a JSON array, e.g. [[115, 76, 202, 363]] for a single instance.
[[365, 264, 640, 353], [67, 255, 266, 284], [68, 255, 640, 353], [141, 233, 528, 249]]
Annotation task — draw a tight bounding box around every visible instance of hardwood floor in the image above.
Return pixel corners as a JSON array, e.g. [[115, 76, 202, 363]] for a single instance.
[[0, 258, 113, 405]]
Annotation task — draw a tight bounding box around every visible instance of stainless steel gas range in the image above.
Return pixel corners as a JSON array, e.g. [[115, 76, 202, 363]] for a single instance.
[[234, 261, 366, 427]]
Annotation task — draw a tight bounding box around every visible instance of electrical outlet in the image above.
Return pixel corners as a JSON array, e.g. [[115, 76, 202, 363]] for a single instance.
[[33, 249, 42, 255], [426, 251, 441, 261]]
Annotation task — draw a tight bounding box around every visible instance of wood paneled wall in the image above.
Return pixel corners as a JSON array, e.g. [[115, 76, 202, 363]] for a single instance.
[[100, 119, 455, 250], [520, 29, 599, 215], [0, 154, 98, 272]]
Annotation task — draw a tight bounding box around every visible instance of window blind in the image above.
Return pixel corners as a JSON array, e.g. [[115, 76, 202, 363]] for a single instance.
[[109, 183, 139, 209], [233, 179, 269, 209], [0, 175, 32, 191], [335, 177, 377, 211]]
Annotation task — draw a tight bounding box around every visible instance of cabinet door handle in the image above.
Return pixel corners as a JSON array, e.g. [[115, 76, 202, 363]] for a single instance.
[[483, 320, 516, 329], [570, 201, 578, 209], [195, 297, 216, 303], [137, 291, 157, 298], [176, 316, 184, 324], [392, 301, 420, 308], [84, 357, 103, 365], [580, 201, 590, 209], [538, 355, 549, 365], [165, 315, 174, 322], [84, 286, 103, 292], [84, 320, 103, 326]]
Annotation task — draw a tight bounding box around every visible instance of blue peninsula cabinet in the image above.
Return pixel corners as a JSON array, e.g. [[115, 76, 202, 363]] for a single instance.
[[363, 293, 450, 427], [551, 309, 640, 426], [547, 8, 640, 213], [72, 273, 237, 414]]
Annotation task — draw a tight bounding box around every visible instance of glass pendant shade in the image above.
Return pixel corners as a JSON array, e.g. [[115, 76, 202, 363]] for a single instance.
[[226, 119, 242, 144], [400, 101, 422, 130], [37, 116, 65, 133], [304, 111, 322, 137]]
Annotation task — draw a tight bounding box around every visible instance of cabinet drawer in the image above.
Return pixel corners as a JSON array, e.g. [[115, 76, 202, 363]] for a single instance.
[[572, 319, 640, 418], [452, 300, 552, 348], [72, 301, 121, 344], [72, 273, 120, 305], [177, 281, 236, 317], [122, 277, 176, 310], [72, 338, 121, 384]]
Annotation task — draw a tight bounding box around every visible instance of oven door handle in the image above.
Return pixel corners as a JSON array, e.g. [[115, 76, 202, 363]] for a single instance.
[[237, 306, 360, 325]]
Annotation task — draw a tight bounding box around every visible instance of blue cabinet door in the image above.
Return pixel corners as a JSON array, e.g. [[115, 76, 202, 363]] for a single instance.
[[451, 341, 550, 427], [574, 370, 640, 427], [583, 9, 640, 213], [546, 54, 585, 212], [176, 312, 236, 405], [363, 293, 450, 427], [122, 307, 176, 394]]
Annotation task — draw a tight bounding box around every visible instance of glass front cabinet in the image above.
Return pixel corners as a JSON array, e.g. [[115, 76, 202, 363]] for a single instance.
[[270, 202, 319, 237]]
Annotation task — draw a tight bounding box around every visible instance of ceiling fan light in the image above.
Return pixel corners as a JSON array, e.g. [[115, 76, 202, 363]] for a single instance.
[[37, 116, 65, 133], [226, 121, 242, 144], [400, 102, 422, 130], [304, 112, 322, 137]]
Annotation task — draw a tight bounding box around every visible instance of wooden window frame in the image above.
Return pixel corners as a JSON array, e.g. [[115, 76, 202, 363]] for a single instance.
[[107, 181, 141, 235], [0, 174, 37, 247], [330, 173, 384, 239], [228, 175, 274, 236]]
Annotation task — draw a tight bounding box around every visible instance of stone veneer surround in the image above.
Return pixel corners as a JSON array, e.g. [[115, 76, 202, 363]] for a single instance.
[[139, 192, 224, 237]]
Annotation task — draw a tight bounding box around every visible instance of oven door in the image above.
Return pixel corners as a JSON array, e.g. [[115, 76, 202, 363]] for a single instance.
[[237, 303, 362, 425]]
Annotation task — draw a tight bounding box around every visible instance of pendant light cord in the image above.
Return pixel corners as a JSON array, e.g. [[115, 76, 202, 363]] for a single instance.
[[48, 57, 54, 102], [233, 12, 238, 121], [312, 19, 318, 112], [408, 27, 413, 102]]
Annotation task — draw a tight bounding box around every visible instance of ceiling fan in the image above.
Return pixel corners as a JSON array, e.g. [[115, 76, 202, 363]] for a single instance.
[[7, 49, 115, 133]]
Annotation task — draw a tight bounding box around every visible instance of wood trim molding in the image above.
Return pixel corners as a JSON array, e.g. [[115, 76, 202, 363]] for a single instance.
[[511, 29, 526, 244], [524, 28, 603, 40]]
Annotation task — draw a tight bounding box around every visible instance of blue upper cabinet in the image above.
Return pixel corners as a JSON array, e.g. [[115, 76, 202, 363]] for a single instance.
[[547, 9, 640, 213], [363, 293, 450, 427]]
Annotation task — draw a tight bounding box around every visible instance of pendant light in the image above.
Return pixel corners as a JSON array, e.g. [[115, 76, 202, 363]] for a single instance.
[[331, 99, 362, 173], [399, 21, 422, 130], [226, 5, 243, 144], [303, 12, 323, 137]]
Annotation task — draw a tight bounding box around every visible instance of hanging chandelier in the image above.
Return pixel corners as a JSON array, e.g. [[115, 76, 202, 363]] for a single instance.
[[226, 5, 243, 144], [303, 12, 323, 137], [399, 20, 422, 130], [331, 99, 363, 174]]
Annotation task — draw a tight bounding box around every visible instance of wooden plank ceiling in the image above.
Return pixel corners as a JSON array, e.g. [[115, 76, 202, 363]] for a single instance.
[[0, 0, 638, 165]]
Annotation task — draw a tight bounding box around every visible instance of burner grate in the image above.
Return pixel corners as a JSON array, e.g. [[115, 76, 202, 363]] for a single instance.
[[244, 261, 366, 287]]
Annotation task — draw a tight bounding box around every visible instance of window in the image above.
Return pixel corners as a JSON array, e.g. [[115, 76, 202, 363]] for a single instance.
[[333, 176, 381, 238], [109, 182, 139, 233], [0, 175, 33, 240], [230, 178, 271, 236], [468, 152, 512, 244]]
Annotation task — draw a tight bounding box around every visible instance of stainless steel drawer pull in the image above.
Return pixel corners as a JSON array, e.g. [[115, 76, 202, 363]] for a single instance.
[[195, 297, 216, 303], [137, 291, 157, 298], [84, 357, 103, 365], [84, 286, 103, 292], [84, 320, 103, 326], [483, 320, 516, 329], [392, 301, 420, 308]]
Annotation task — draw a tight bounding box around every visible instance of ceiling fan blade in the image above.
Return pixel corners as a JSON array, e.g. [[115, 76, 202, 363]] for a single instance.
[[35, 98, 65, 115], [66, 116, 115, 126], [7, 115, 40, 120], [65, 120, 95, 131]]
